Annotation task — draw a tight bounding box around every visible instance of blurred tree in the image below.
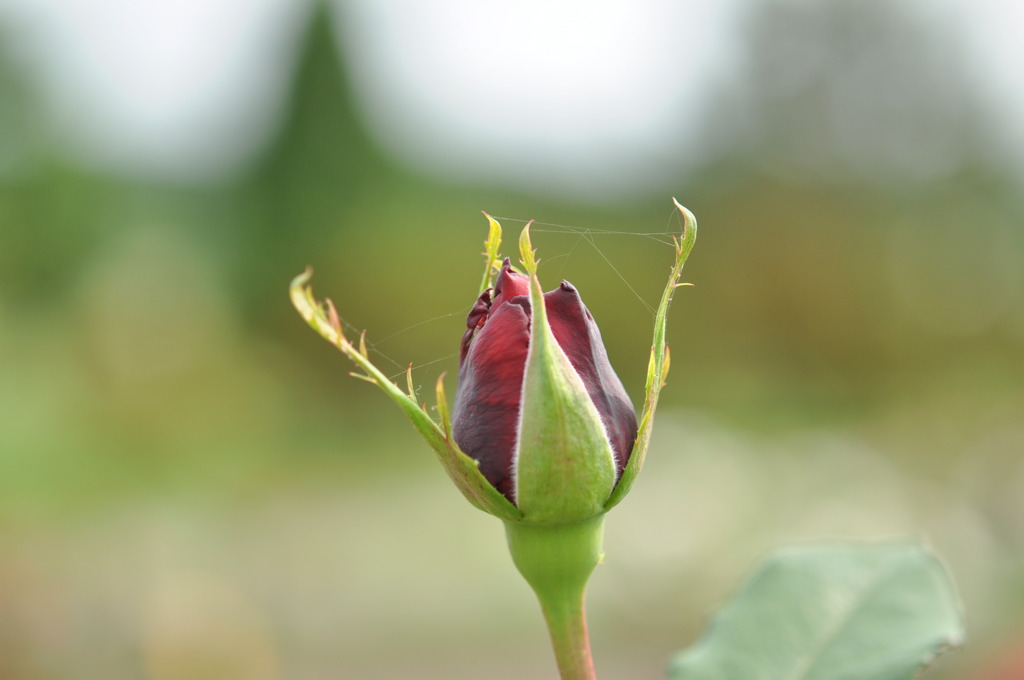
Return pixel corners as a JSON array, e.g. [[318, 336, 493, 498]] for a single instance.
[[0, 25, 117, 304], [667, 0, 1024, 425], [231, 1, 405, 320], [737, 0, 985, 184]]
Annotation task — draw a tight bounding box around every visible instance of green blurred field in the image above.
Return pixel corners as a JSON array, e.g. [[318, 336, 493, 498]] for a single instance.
[[2, 2, 1022, 678]]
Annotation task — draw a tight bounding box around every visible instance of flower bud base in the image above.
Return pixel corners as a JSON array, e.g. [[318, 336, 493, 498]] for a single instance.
[[505, 515, 606, 680]]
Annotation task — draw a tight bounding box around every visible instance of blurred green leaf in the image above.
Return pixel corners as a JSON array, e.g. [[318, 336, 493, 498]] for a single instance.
[[668, 542, 964, 680]]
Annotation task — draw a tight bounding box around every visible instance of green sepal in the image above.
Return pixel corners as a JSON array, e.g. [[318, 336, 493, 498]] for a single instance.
[[479, 212, 504, 294], [514, 225, 618, 524], [605, 199, 697, 511], [290, 269, 522, 522]]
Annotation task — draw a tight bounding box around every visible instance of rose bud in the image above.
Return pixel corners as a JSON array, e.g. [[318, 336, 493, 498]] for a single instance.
[[452, 256, 638, 524], [291, 204, 696, 680], [290, 201, 695, 525]]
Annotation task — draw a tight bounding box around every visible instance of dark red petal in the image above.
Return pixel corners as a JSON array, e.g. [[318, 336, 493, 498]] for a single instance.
[[460, 289, 492, 363], [452, 297, 531, 501], [544, 281, 638, 475], [460, 261, 531, 364], [492, 259, 530, 308]]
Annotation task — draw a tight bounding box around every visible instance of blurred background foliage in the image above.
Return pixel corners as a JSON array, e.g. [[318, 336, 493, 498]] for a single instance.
[[1, 0, 1022, 678]]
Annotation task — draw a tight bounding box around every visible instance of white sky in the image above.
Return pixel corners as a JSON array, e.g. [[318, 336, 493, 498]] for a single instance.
[[0, 0, 1022, 196]]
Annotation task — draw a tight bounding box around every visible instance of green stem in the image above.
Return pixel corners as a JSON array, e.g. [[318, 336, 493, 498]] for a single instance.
[[538, 581, 595, 680], [505, 515, 605, 680]]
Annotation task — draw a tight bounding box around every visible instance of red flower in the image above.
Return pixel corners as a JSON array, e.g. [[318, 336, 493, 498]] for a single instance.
[[453, 259, 638, 504]]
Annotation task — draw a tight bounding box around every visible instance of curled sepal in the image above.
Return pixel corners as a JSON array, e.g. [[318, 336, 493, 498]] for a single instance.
[[436, 372, 452, 440], [290, 268, 522, 521], [479, 212, 504, 294], [604, 198, 697, 511], [519, 220, 538, 275]]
